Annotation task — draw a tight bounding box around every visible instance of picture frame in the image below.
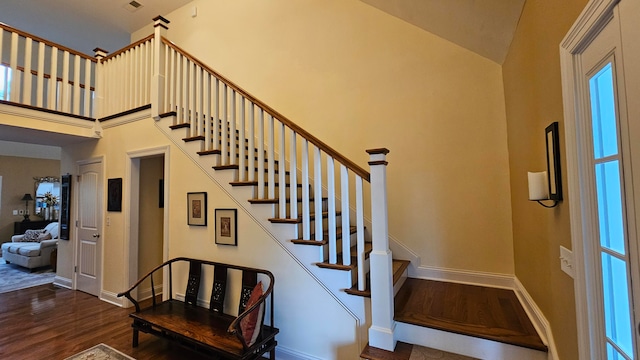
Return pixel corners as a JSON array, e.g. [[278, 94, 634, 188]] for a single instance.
[[187, 192, 207, 226], [215, 209, 237, 246], [107, 178, 122, 212], [545, 122, 563, 201]]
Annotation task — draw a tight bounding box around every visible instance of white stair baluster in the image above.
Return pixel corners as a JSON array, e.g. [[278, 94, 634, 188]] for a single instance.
[[238, 97, 246, 181], [195, 64, 202, 138], [48, 47, 58, 110], [257, 109, 265, 199], [230, 90, 237, 166], [23, 38, 33, 106], [341, 165, 350, 266], [268, 115, 275, 200], [327, 155, 337, 264], [278, 122, 286, 219], [36, 42, 45, 108], [9, 32, 19, 103], [73, 55, 81, 115], [290, 130, 298, 220], [248, 103, 255, 182], [221, 84, 228, 164], [314, 146, 323, 244], [61, 51, 70, 113], [356, 175, 365, 291], [302, 139, 311, 240], [213, 78, 219, 152], [83, 58, 92, 117], [204, 73, 211, 151]]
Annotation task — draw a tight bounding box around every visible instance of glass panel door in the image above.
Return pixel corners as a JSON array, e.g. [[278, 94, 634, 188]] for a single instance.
[[589, 61, 636, 360]]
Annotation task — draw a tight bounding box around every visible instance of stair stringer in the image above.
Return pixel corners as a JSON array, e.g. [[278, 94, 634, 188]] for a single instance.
[[155, 115, 372, 343], [395, 322, 548, 360]]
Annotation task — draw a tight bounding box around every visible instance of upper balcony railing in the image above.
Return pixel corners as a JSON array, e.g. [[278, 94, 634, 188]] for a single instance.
[[0, 23, 96, 118]]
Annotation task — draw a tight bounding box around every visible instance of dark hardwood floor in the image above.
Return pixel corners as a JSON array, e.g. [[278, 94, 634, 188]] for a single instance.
[[0, 284, 213, 359], [394, 278, 546, 352]]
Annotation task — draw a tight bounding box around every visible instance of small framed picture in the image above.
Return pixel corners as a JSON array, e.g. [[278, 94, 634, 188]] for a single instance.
[[215, 209, 237, 246], [187, 192, 207, 226]]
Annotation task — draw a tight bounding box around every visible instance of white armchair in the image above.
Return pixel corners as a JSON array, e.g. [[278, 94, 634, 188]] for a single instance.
[[2, 222, 59, 270]]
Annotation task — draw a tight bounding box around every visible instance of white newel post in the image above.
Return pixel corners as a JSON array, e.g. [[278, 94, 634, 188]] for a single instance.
[[93, 48, 108, 135], [152, 16, 169, 120], [367, 148, 396, 351]]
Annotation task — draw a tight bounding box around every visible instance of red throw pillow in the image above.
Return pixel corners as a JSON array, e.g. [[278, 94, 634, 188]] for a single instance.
[[240, 281, 264, 346]]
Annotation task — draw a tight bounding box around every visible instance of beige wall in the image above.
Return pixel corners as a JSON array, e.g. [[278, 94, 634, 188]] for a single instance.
[[502, 0, 588, 359], [134, 0, 515, 275], [0, 155, 60, 244], [58, 118, 362, 358]]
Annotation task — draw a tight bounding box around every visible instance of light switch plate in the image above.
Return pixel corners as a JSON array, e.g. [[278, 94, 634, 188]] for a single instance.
[[560, 246, 575, 278]]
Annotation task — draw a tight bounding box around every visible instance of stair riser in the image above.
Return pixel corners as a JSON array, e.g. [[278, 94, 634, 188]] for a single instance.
[[395, 323, 547, 360]]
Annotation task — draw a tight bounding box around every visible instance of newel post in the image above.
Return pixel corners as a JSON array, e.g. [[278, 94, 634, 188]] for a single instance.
[[367, 148, 396, 351], [92, 48, 108, 124], [152, 16, 169, 120]]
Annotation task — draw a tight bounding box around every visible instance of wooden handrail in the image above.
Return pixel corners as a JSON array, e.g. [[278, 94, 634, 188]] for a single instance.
[[101, 34, 154, 62], [161, 37, 371, 182], [0, 22, 96, 62], [0, 61, 95, 91]]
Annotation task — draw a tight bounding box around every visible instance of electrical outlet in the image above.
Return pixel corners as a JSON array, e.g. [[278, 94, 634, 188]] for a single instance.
[[560, 246, 575, 278], [18, 209, 24, 215], [12, 210, 18, 215]]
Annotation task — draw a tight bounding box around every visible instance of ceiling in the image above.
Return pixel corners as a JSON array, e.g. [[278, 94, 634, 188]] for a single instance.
[[0, 0, 524, 147], [361, 0, 526, 64]]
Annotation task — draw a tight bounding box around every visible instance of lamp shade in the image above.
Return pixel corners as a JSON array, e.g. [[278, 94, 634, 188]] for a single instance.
[[21, 193, 34, 201]]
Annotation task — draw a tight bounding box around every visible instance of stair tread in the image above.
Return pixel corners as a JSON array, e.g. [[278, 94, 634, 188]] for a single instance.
[[268, 211, 342, 224], [316, 242, 372, 271], [345, 259, 409, 297], [394, 278, 547, 352], [230, 180, 301, 187], [248, 196, 328, 204]]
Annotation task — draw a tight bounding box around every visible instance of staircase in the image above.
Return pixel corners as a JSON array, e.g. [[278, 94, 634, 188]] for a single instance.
[[0, 17, 550, 359]]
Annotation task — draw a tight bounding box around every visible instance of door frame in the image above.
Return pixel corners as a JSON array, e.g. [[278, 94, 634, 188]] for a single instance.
[[124, 146, 170, 306], [73, 156, 104, 294], [560, 0, 640, 358]]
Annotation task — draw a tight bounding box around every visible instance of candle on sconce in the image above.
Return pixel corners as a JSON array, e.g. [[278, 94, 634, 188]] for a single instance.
[[528, 171, 549, 201]]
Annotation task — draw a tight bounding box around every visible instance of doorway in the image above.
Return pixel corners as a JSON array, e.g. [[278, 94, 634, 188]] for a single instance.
[[125, 146, 169, 303], [76, 160, 103, 296], [561, 1, 640, 359]]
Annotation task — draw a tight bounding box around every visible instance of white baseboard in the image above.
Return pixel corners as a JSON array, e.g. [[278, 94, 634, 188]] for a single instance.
[[138, 285, 163, 301], [100, 289, 125, 307], [411, 264, 515, 289], [275, 346, 326, 360], [53, 275, 72, 289], [513, 277, 559, 360]]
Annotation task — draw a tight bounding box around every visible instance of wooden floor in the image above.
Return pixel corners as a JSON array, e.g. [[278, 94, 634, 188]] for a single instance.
[[394, 278, 546, 352], [0, 284, 214, 359]]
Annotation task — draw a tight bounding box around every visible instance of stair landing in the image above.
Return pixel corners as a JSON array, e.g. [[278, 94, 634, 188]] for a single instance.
[[394, 278, 546, 352]]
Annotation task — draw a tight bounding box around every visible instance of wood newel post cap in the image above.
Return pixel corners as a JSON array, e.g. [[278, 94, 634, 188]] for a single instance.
[[93, 48, 109, 59], [153, 15, 170, 29], [367, 148, 390, 166], [366, 148, 390, 155]]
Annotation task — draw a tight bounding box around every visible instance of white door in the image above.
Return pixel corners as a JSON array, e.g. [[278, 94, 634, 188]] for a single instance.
[[568, 7, 640, 360], [76, 161, 103, 296]]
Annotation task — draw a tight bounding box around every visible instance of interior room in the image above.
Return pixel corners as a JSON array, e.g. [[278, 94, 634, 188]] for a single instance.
[[0, 0, 639, 359]]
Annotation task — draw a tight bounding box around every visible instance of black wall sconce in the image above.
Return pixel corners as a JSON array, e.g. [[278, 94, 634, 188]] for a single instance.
[[528, 122, 563, 208]]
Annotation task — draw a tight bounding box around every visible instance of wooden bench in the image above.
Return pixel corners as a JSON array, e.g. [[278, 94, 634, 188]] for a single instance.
[[117, 257, 278, 360]]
